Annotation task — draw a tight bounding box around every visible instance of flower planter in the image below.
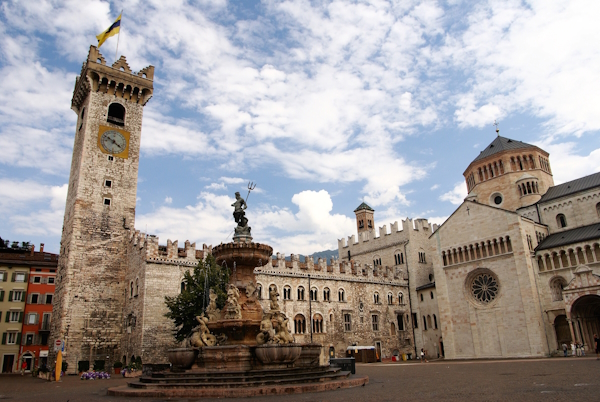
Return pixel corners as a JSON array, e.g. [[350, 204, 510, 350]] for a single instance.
[[167, 348, 198, 370]]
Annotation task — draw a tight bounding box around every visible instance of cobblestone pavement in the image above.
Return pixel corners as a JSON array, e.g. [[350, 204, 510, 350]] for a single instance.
[[0, 357, 598, 401]]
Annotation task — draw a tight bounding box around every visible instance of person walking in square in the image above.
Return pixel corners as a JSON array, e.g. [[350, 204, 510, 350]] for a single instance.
[[571, 343, 576, 357], [594, 334, 600, 360], [420, 348, 428, 363], [20, 360, 27, 375], [562, 342, 568, 357]]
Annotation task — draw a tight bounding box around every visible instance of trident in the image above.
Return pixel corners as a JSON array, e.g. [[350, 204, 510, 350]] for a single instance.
[[246, 181, 257, 202]]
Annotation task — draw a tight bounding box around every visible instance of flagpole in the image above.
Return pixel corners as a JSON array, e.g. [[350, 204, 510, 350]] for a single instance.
[[115, 10, 123, 62]]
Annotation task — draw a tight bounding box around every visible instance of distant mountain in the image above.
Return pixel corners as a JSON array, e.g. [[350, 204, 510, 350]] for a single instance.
[[272, 249, 338, 263]]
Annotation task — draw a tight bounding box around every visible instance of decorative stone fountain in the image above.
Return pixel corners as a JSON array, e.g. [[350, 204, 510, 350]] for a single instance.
[[108, 188, 368, 398]]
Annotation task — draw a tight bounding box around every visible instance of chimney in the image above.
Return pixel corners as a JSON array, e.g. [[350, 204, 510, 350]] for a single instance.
[[30, 244, 35, 256], [40, 243, 44, 253]]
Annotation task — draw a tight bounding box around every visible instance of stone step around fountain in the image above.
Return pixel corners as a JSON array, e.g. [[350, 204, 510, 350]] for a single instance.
[[108, 370, 368, 398], [137, 366, 342, 386]]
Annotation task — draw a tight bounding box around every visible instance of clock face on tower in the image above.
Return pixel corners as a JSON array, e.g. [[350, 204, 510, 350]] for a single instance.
[[101, 130, 126, 154], [97, 125, 130, 158]]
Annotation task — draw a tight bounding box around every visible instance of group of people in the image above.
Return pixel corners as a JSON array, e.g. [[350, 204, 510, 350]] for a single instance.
[[561, 334, 600, 359]]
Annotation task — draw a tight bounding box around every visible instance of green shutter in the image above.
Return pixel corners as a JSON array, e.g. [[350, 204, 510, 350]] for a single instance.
[[8, 291, 12, 302], [11, 273, 15, 282], [16, 333, 20, 345], [2, 273, 6, 282], [0, 290, 4, 301], [18, 312, 23, 323], [4, 313, 8, 323], [23, 273, 28, 283], [20, 292, 25, 302], [0, 312, 2, 322], [1, 333, 5, 345]]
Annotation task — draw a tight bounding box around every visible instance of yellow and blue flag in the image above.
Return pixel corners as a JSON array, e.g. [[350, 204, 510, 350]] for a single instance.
[[96, 14, 121, 48]]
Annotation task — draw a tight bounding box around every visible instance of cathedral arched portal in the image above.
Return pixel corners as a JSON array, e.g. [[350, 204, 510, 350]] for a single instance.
[[568, 295, 600, 350]]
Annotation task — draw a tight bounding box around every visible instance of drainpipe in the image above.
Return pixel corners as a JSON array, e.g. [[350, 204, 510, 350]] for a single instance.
[[308, 274, 313, 344], [404, 242, 418, 359]]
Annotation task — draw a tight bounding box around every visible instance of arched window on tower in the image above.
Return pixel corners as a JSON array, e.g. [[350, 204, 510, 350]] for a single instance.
[[596, 202, 600, 218], [107, 103, 125, 126], [297, 286, 305, 301], [556, 214, 567, 228]]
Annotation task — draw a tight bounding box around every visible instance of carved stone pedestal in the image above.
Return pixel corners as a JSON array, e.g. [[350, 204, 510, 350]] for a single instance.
[[193, 345, 253, 372]]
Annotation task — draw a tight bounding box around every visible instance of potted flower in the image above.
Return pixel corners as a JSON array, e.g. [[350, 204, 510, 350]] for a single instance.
[[113, 361, 123, 375]]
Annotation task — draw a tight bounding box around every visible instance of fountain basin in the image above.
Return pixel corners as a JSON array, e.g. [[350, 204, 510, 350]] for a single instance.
[[167, 348, 198, 370], [207, 319, 261, 345], [255, 344, 302, 365]]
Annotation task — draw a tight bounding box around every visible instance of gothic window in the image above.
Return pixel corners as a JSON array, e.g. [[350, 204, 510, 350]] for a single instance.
[[372, 314, 379, 331], [312, 314, 323, 333], [338, 288, 345, 302], [596, 202, 600, 217], [388, 293, 393, 304], [368, 220, 372, 228], [556, 214, 567, 228], [310, 287, 318, 301], [374, 292, 380, 304], [107, 103, 125, 126], [391, 322, 396, 335], [358, 220, 364, 229], [433, 314, 438, 329], [423, 316, 427, 330], [297, 286, 305, 301], [343, 313, 352, 331], [294, 314, 306, 334], [283, 286, 291, 300], [135, 278, 139, 296], [323, 287, 330, 301], [398, 292, 404, 305]]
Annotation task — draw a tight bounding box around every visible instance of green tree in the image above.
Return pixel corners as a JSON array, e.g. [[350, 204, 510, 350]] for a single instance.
[[164, 254, 230, 342]]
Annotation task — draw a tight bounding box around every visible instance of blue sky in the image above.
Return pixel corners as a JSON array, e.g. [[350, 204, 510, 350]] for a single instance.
[[1, 0, 599, 255]]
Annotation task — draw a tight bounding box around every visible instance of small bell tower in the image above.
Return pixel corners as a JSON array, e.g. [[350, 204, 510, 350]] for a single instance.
[[354, 202, 375, 235]]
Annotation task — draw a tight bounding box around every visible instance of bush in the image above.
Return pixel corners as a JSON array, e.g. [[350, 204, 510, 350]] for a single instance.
[[93, 360, 105, 371], [78, 361, 90, 372], [113, 361, 123, 368]]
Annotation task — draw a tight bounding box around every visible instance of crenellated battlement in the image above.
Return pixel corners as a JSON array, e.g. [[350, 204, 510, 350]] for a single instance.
[[256, 253, 407, 284], [72, 45, 154, 110], [338, 217, 436, 249], [127, 230, 208, 266]]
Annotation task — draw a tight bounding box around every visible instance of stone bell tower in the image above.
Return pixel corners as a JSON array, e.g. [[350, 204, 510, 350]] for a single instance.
[[354, 202, 375, 235], [50, 46, 154, 372]]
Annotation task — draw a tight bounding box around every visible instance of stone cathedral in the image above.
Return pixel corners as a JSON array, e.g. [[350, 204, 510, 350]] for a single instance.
[[51, 47, 600, 373]]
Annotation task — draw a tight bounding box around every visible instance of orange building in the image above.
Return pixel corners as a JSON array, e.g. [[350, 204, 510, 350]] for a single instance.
[[21, 254, 57, 371]]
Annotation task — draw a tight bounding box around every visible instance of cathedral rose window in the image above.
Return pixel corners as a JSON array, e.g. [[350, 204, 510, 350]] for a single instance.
[[468, 270, 499, 305]]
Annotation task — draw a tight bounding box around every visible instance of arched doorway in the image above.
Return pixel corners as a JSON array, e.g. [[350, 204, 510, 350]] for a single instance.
[[554, 315, 572, 348], [570, 295, 600, 350]]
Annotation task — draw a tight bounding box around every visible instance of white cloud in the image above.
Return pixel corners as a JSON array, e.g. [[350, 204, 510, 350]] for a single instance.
[[205, 182, 226, 190], [430, 184, 439, 190], [219, 177, 245, 184], [427, 216, 449, 227], [0, 179, 67, 236], [164, 196, 173, 204], [137, 189, 354, 255], [440, 182, 467, 205], [534, 138, 600, 184], [449, 1, 600, 135]]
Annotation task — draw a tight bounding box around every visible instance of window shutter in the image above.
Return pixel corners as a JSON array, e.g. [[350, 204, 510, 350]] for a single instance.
[[34, 313, 39, 325], [41, 294, 46, 304], [24, 273, 28, 283], [0, 290, 4, 301], [1, 333, 5, 345], [18, 312, 23, 323], [2, 273, 6, 282], [21, 292, 25, 302], [8, 291, 12, 302], [27, 294, 32, 304], [0, 312, 2, 322], [16, 333, 21, 345], [11, 273, 15, 282], [4, 313, 8, 323], [42, 277, 47, 284]]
